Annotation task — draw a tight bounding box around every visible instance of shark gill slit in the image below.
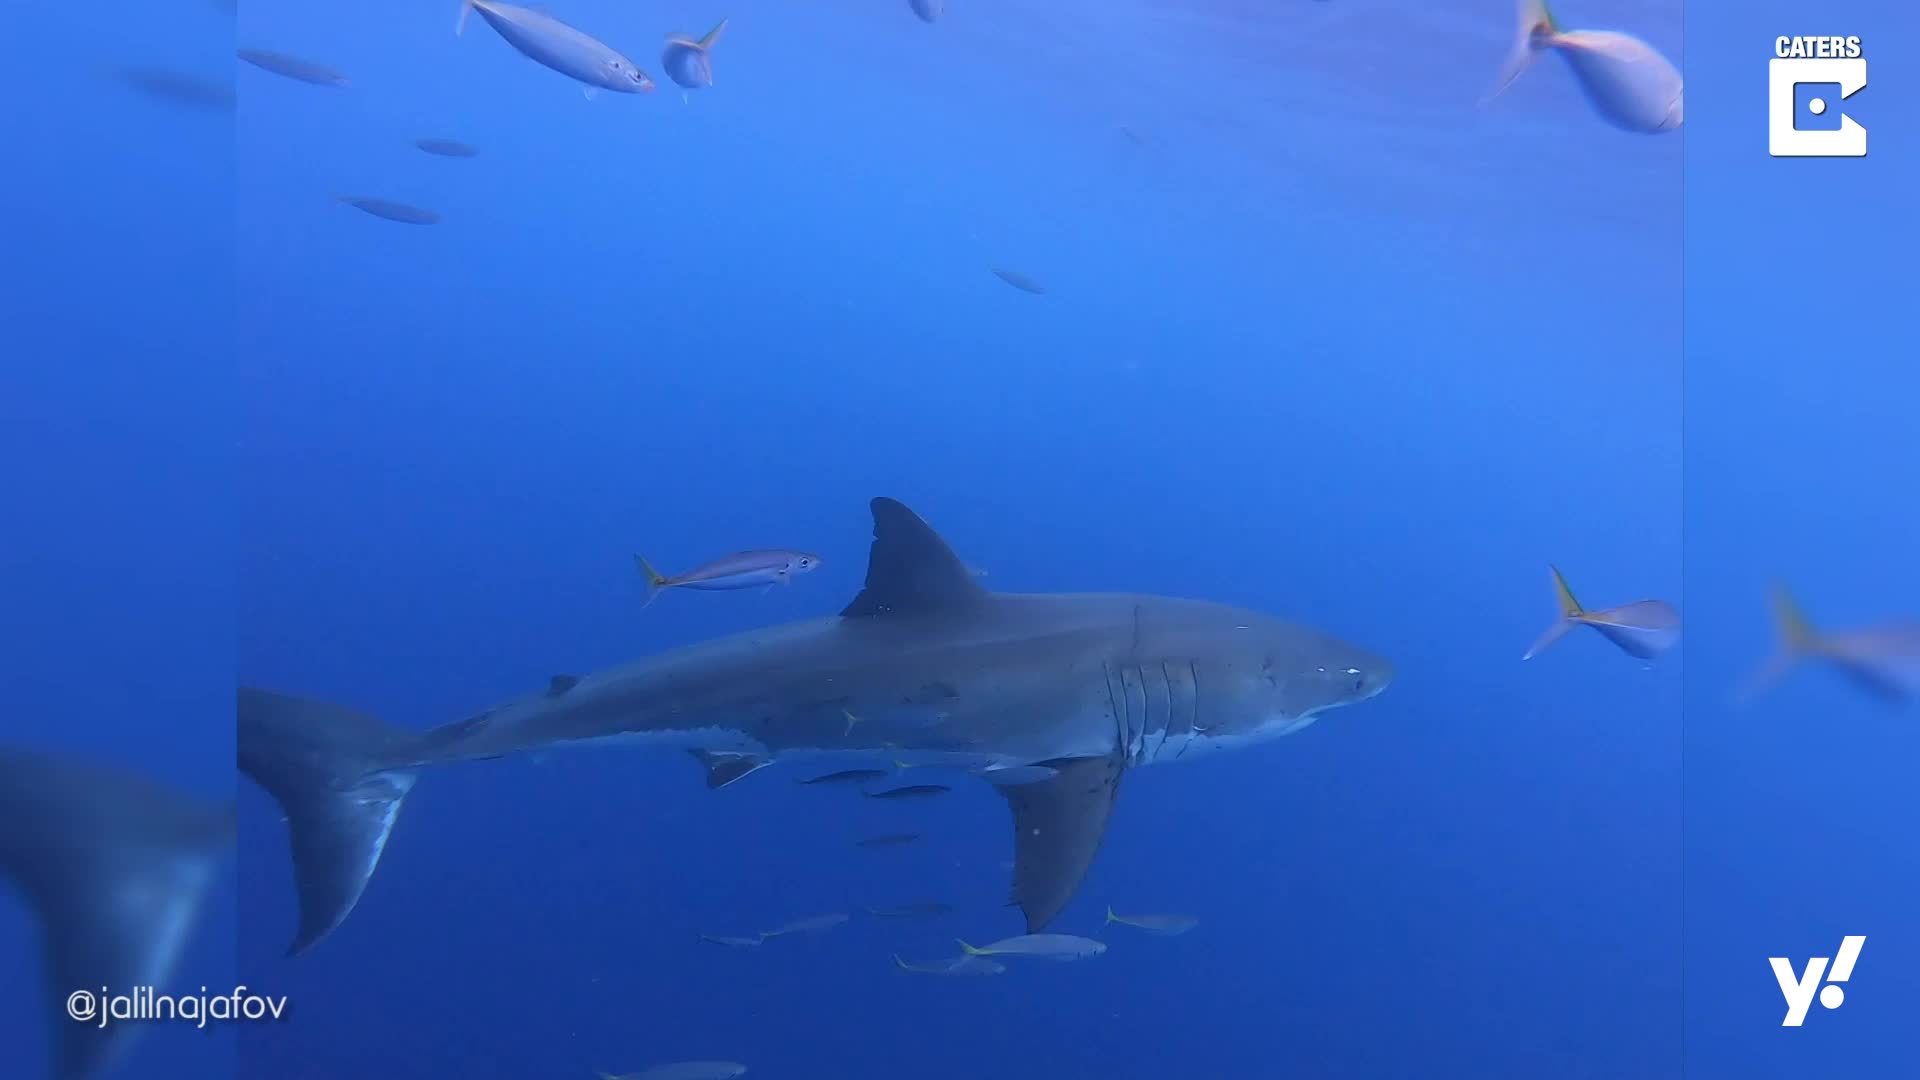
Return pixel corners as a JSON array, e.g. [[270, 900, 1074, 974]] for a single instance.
[[1144, 661, 1171, 762], [1124, 665, 1149, 763], [1101, 660, 1125, 760]]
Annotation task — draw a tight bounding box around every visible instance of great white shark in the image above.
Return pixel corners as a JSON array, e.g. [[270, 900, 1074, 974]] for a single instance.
[[239, 497, 1392, 956]]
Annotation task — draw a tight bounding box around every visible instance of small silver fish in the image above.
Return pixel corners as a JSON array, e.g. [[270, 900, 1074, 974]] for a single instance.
[[974, 764, 1057, 786], [761, 912, 849, 937], [991, 268, 1046, 295], [908, 0, 944, 24], [797, 768, 889, 786], [236, 48, 349, 87], [893, 952, 1004, 976], [334, 196, 441, 225], [1523, 565, 1679, 661], [117, 67, 235, 112], [458, 0, 655, 96], [958, 933, 1107, 961], [662, 18, 727, 90], [413, 137, 481, 158], [1737, 584, 1920, 705], [1487, 0, 1682, 133], [864, 783, 950, 800], [697, 933, 764, 948], [597, 1063, 747, 1080], [634, 550, 820, 607], [1104, 906, 1198, 936]]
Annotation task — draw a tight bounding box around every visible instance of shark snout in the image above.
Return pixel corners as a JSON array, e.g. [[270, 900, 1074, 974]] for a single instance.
[[1357, 659, 1393, 700]]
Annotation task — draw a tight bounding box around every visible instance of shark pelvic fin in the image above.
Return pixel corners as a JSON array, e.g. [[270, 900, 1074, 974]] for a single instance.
[[997, 751, 1124, 932], [0, 747, 233, 1080], [687, 749, 771, 789], [237, 688, 423, 956], [840, 497, 987, 618]]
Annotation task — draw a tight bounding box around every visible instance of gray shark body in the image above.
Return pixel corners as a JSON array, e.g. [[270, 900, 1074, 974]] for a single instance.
[[239, 498, 1391, 954], [0, 748, 233, 1080]]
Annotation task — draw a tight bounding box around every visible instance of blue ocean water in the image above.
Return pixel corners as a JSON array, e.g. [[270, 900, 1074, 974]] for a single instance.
[[0, 1, 1911, 1078]]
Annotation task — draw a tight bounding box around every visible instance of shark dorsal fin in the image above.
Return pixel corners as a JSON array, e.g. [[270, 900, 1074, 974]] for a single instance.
[[841, 498, 985, 618], [547, 674, 579, 697]]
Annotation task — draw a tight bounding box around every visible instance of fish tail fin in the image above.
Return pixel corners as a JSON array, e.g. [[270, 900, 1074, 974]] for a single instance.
[[957, 938, 986, 956], [1105, 904, 1119, 925], [0, 749, 234, 1080], [1484, 0, 1558, 105], [891, 953, 916, 972], [1522, 564, 1585, 660], [699, 17, 729, 49], [237, 688, 424, 957], [633, 553, 669, 608], [1734, 582, 1819, 705], [456, 0, 474, 36]]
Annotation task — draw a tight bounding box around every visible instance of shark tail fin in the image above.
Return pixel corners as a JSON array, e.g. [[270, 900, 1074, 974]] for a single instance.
[[237, 688, 423, 957], [1484, 0, 1558, 106], [1523, 564, 1586, 660], [633, 553, 670, 608], [0, 748, 234, 1080], [956, 938, 987, 956], [699, 17, 729, 49], [1734, 582, 1820, 705], [456, 0, 475, 36], [1105, 904, 1119, 926]]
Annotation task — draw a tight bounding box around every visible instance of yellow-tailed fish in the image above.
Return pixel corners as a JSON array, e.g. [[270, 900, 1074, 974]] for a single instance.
[[1522, 565, 1679, 661], [893, 952, 1003, 976], [991, 268, 1046, 295], [334, 195, 441, 225], [457, 0, 655, 97], [795, 768, 888, 785], [1736, 584, 1920, 705], [663, 18, 727, 91], [236, 47, 349, 87], [957, 933, 1106, 961], [413, 137, 480, 158], [863, 783, 949, 800], [1104, 905, 1198, 936], [1486, 0, 1682, 133], [633, 549, 820, 607]]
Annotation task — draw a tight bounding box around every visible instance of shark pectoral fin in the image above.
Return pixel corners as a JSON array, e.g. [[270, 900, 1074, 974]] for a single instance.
[[840, 497, 988, 618], [238, 688, 424, 956], [547, 674, 580, 696], [997, 752, 1124, 932], [687, 749, 771, 790]]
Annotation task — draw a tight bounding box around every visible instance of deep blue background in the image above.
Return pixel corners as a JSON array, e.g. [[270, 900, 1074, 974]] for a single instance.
[[0, 1, 1910, 1078]]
